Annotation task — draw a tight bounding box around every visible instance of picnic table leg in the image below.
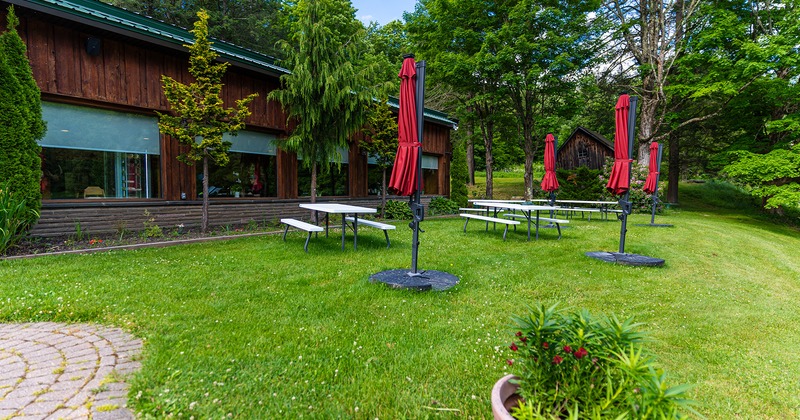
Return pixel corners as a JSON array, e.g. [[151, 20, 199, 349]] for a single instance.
[[535, 211, 541, 240], [463, 217, 470, 232], [526, 210, 532, 241], [383, 230, 391, 248], [341, 214, 346, 251], [314, 211, 320, 238], [353, 214, 359, 250], [282, 225, 289, 241], [304, 232, 312, 253]]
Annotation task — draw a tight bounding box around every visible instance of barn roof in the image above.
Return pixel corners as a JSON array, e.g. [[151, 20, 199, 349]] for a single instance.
[[6, 0, 455, 127], [559, 126, 614, 152]]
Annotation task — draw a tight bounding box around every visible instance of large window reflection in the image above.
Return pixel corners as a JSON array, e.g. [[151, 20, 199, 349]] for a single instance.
[[41, 149, 160, 199], [298, 163, 349, 197], [199, 153, 277, 197]]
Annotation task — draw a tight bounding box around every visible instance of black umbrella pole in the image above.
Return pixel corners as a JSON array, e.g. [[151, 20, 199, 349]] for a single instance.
[[410, 60, 426, 275], [619, 191, 630, 253]]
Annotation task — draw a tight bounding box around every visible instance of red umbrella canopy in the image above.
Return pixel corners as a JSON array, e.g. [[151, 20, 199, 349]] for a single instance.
[[605, 94, 632, 196], [643, 142, 660, 194], [388, 56, 420, 197], [540, 133, 559, 192]]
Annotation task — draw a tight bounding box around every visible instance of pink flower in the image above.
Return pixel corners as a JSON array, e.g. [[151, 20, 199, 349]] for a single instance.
[[520, 336, 527, 343], [542, 342, 549, 349], [516, 331, 523, 337], [552, 355, 564, 365], [507, 359, 514, 366], [574, 347, 588, 359], [509, 343, 518, 352], [563, 345, 573, 353]]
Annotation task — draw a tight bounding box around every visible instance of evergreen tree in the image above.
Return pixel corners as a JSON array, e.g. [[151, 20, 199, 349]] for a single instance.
[[159, 10, 257, 232], [269, 0, 387, 203], [0, 5, 45, 222], [362, 99, 397, 217], [449, 134, 469, 207]]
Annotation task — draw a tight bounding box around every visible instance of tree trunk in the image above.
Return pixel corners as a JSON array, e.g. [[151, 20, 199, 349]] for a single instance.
[[482, 120, 494, 199], [667, 131, 680, 204], [522, 123, 534, 201], [381, 167, 387, 218], [466, 124, 475, 186], [637, 76, 658, 166], [201, 155, 209, 233], [310, 163, 318, 204]]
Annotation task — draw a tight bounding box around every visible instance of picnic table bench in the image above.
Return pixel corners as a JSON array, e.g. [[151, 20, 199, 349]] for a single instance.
[[344, 217, 395, 248], [281, 218, 323, 253], [503, 214, 569, 239], [460, 213, 520, 240]]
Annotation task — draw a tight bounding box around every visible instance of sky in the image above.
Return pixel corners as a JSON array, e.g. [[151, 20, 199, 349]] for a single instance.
[[350, 0, 418, 26]]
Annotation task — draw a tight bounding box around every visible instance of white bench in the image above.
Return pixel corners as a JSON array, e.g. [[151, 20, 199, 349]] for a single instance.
[[344, 217, 395, 248], [281, 218, 323, 253], [459, 207, 488, 214], [460, 213, 519, 240], [503, 214, 569, 239]]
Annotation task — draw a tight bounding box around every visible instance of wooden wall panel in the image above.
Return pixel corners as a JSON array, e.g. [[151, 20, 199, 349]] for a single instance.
[[51, 25, 82, 96], [24, 17, 57, 92], [103, 38, 126, 103], [277, 148, 297, 198], [557, 132, 613, 171], [123, 43, 144, 107], [78, 33, 106, 100]]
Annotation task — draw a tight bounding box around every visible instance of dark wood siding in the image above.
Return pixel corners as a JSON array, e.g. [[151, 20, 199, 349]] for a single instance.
[[558, 131, 613, 171]]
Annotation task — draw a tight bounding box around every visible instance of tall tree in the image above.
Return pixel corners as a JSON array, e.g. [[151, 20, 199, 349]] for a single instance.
[[361, 99, 397, 217], [269, 0, 385, 203], [492, 0, 601, 200], [605, 0, 701, 164], [159, 10, 257, 232], [406, 0, 506, 198], [0, 6, 45, 221]]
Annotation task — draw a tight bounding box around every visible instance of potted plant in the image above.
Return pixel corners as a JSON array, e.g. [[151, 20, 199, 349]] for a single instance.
[[230, 183, 243, 198], [494, 303, 698, 419]]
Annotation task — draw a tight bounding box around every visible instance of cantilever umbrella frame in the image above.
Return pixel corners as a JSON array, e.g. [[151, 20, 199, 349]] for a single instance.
[[636, 142, 673, 228], [586, 95, 664, 267]]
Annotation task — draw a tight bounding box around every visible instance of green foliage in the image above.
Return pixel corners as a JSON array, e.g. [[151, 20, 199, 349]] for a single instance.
[[427, 197, 459, 216], [382, 199, 413, 220], [599, 158, 663, 214], [508, 304, 697, 419], [142, 210, 164, 239], [0, 182, 39, 254], [158, 10, 257, 231], [722, 146, 800, 210], [269, 0, 388, 200], [0, 6, 44, 231], [555, 167, 604, 201], [362, 99, 397, 215], [449, 138, 469, 207]]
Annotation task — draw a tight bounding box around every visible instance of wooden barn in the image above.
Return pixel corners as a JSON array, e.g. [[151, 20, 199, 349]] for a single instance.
[[1, 0, 455, 236], [556, 127, 614, 171]]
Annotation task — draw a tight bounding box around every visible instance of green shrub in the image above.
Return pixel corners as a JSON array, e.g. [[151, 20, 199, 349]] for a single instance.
[[428, 197, 459, 216], [449, 139, 469, 207], [507, 303, 697, 419], [0, 182, 39, 254], [555, 166, 604, 201], [599, 158, 663, 214], [382, 200, 413, 220]]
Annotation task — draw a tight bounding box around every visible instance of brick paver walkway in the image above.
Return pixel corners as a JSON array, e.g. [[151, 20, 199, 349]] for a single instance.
[[0, 323, 142, 419]]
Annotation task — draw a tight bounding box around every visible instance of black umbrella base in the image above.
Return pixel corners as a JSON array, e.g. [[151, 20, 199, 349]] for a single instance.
[[634, 223, 674, 227], [585, 252, 665, 267], [370, 269, 459, 291]]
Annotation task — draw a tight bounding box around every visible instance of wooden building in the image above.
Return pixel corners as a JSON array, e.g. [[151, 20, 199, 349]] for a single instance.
[[1, 0, 454, 236], [557, 127, 614, 171]]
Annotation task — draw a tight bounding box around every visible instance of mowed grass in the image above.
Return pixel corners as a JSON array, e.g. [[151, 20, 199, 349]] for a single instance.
[[2, 183, 799, 418]]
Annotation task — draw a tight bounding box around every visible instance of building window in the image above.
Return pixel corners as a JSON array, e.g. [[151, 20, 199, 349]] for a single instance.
[[39, 102, 161, 199], [198, 131, 278, 198], [298, 148, 349, 197], [422, 154, 439, 195]]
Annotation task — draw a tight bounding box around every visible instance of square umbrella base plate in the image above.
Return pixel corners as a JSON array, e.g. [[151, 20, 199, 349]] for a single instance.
[[585, 251, 665, 267], [370, 269, 459, 291]]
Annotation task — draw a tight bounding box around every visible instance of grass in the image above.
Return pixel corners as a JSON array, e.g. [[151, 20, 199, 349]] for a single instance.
[[2, 183, 800, 417]]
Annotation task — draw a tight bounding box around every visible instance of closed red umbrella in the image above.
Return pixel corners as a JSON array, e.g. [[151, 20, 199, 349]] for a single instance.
[[388, 55, 420, 196], [540, 133, 559, 192], [605, 94, 632, 195], [643, 141, 660, 194]]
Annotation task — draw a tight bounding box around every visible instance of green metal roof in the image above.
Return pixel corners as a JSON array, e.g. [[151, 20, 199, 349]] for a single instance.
[[9, 0, 455, 127]]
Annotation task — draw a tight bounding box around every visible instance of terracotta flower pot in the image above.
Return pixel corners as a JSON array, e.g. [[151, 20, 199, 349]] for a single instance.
[[491, 374, 523, 420]]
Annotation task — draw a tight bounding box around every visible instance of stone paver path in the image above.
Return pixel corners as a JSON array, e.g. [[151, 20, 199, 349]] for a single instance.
[[0, 323, 142, 419]]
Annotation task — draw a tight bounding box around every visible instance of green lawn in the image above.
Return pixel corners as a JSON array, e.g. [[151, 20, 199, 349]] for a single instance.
[[2, 183, 799, 418]]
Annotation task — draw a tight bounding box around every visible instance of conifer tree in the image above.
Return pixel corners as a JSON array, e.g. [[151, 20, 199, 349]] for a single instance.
[[362, 99, 397, 217], [269, 0, 386, 202], [159, 10, 257, 232], [0, 5, 45, 223]]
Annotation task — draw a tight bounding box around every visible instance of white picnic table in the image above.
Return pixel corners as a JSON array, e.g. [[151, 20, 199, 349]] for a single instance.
[[472, 201, 563, 241], [299, 203, 377, 250], [530, 199, 620, 220]]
